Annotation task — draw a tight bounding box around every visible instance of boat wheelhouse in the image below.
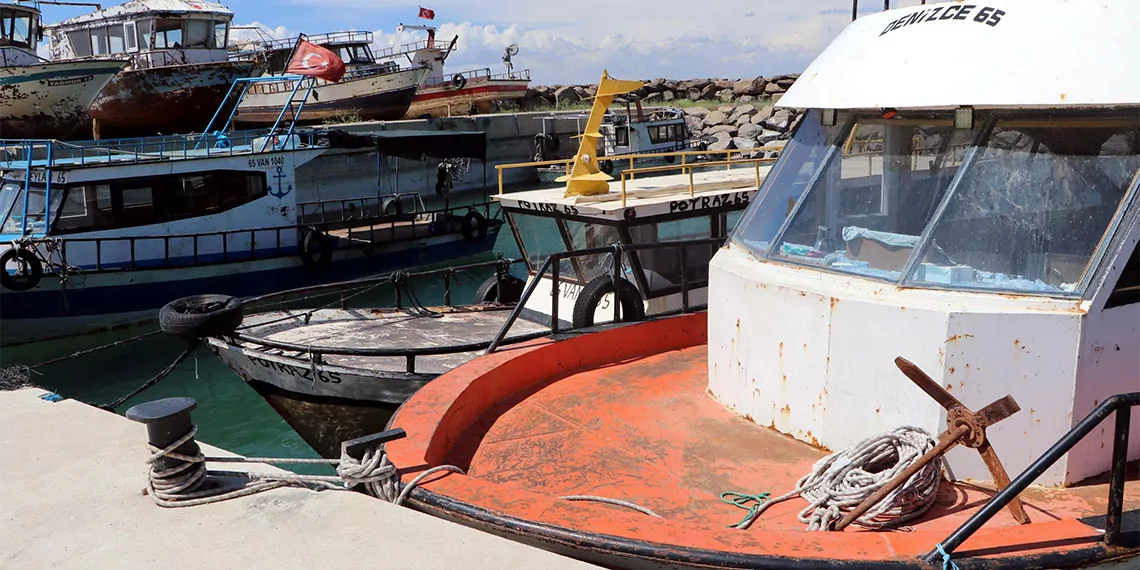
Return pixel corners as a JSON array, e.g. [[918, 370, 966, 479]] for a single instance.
[[379, 2, 1139, 569], [200, 71, 777, 458], [395, 24, 531, 119], [0, 76, 499, 346], [1, 1, 126, 139], [45, 0, 260, 138], [231, 30, 428, 125]]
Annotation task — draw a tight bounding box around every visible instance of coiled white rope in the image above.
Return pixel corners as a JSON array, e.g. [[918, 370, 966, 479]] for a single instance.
[[738, 426, 942, 531], [145, 424, 464, 508]]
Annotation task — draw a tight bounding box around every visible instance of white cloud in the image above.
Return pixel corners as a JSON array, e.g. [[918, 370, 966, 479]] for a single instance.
[[243, 1, 932, 83]]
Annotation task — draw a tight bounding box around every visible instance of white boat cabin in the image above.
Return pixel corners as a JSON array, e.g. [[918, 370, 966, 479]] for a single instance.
[[708, 0, 1140, 487], [0, 1, 42, 66], [236, 30, 399, 77], [600, 101, 690, 158], [46, 0, 232, 68]]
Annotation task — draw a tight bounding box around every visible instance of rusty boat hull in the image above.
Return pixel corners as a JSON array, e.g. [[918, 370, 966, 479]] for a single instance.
[[86, 60, 259, 138], [385, 313, 1140, 570], [0, 59, 126, 139], [405, 77, 530, 119]]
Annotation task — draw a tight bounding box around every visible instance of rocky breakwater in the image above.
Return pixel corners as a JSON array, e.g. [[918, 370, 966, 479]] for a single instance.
[[519, 74, 802, 156]]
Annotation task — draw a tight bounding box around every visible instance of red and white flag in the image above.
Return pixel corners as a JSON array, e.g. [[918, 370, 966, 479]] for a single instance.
[[285, 39, 346, 82], [418, 6, 435, 19]]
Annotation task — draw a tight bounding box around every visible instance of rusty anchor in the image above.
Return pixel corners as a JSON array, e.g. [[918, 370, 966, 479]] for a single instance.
[[833, 357, 1031, 531]]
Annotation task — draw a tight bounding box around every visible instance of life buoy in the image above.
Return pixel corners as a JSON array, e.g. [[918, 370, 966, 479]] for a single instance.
[[159, 294, 243, 338], [0, 248, 43, 292], [600, 159, 615, 175], [664, 154, 676, 164], [473, 274, 525, 304], [452, 74, 467, 90], [383, 198, 402, 216], [300, 227, 332, 268], [571, 275, 645, 329], [461, 211, 487, 242]]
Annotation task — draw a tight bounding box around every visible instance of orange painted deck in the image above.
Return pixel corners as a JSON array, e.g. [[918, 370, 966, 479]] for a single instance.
[[387, 313, 1140, 568]]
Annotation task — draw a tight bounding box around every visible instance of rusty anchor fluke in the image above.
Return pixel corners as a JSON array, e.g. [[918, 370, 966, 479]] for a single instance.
[[833, 357, 1030, 531]]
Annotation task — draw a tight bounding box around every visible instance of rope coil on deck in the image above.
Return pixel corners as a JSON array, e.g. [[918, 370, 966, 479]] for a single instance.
[[145, 422, 464, 508], [735, 426, 941, 531]]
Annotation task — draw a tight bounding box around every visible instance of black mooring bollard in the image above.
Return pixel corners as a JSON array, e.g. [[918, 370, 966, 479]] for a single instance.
[[126, 397, 200, 474]]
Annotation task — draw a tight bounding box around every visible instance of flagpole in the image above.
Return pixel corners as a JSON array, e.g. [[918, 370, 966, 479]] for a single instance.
[[280, 33, 307, 77]]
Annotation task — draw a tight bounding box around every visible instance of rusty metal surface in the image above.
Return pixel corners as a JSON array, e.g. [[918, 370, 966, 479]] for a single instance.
[[86, 60, 259, 138], [0, 60, 125, 139]]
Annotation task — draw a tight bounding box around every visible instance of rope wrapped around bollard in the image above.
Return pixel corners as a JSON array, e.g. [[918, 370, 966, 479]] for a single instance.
[[130, 397, 463, 508]]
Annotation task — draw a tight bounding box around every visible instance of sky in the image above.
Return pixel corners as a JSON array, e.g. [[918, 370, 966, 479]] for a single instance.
[[36, 0, 933, 84]]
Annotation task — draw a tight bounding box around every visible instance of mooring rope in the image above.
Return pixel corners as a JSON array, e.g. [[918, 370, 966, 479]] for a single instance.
[[560, 495, 662, 518], [144, 422, 464, 508], [100, 341, 199, 411], [0, 329, 165, 391], [734, 426, 941, 531]]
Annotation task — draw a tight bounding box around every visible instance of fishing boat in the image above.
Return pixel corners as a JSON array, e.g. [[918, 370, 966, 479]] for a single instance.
[[397, 23, 531, 119], [44, 0, 260, 138], [379, 1, 1140, 568], [0, 74, 499, 346], [535, 98, 701, 184], [196, 71, 776, 458], [230, 30, 428, 126], [0, 0, 126, 139]]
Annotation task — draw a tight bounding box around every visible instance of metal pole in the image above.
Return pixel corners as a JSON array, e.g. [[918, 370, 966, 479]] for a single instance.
[[852, 0, 858, 21], [1105, 406, 1131, 546], [883, 1, 889, 11]]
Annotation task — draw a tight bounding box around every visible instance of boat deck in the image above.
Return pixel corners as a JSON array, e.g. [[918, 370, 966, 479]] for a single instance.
[[387, 313, 1139, 568], [237, 307, 549, 374]]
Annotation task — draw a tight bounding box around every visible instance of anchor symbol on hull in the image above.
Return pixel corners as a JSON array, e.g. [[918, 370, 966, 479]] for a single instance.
[[268, 166, 292, 199]]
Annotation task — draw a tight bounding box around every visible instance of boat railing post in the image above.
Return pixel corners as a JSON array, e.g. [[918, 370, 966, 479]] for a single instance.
[[689, 166, 695, 197], [406, 355, 415, 374], [550, 262, 560, 334], [497, 167, 503, 195], [621, 175, 627, 208], [1105, 404, 1131, 546], [628, 157, 634, 178], [611, 244, 622, 323], [95, 239, 103, 271]]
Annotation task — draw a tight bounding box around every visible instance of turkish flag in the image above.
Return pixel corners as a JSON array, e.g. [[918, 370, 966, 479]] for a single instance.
[[285, 39, 346, 82], [418, 6, 435, 19]]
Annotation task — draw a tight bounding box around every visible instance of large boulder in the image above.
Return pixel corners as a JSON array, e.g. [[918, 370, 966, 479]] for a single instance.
[[707, 132, 736, 152], [762, 109, 796, 132], [703, 110, 728, 127], [706, 124, 738, 137], [662, 90, 675, 102], [684, 79, 713, 91], [738, 95, 756, 104], [732, 76, 767, 97], [643, 92, 663, 105], [756, 129, 783, 145], [684, 106, 710, 118], [714, 79, 735, 90], [728, 104, 757, 124], [776, 77, 798, 90], [685, 116, 705, 135], [664, 79, 680, 91], [733, 136, 760, 150], [553, 85, 581, 105], [751, 105, 776, 125], [643, 78, 666, 93], [737, 122, 762, 140], [717, 89, 736, 103], [699, 84, 719, 100], [765, 82, 785, 95], [686, 87, 702, 101]]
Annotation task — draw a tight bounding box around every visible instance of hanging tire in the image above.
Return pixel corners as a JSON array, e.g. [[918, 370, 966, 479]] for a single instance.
[[664, 154, 676, 164], [0, 248, 43, 292], [461, 211, 487, 242], [159, 294, 243, 338], [600, 159, 615, 175], [452, 74, 467, 90], [383, 198, 402, 216], [473, 274, 525, 304], [572, 275, 645, 329], [300, 227, 332, 268]]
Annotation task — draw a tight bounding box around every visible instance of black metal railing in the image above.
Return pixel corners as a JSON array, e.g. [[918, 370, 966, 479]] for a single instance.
[[229, 257, 539, 374], [926, 392, 1140, 564], [20, 199, 500, 276], [485, 237, 722, 353]]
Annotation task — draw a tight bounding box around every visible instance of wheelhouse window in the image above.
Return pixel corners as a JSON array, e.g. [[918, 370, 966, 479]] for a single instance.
[[0, 7, 35, 49], [213, 21, 228, 49], [90, 26, 109, 55], [153, 19, 183, 49], [183, 19, 211, 48], [108, 24, 126, 53], [1106, 240, 1139, 309], [0, 183, 63, 236], [67, 30, 92, 56], [630, 217, 715, 293], [49, 171, 268, 234], [614, 126, 630, 148], [731, 110, 1140, 298], [124, 22, 138, 51]]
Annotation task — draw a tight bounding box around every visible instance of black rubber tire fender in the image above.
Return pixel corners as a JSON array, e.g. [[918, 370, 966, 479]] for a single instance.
[[664, 154, 676, 164], [473, 274, 525, 304], [452, 74, 468, 90], [461, 211, 488, 242], [0, 248, 43, 292], [571, 275, 645, 329], [159, 294, 243, 338], [600, 159, 615, 175], [300, 227, 332, 268]]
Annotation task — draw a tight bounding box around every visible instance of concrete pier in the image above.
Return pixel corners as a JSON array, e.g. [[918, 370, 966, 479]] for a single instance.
[[0, 388, 596, 569]]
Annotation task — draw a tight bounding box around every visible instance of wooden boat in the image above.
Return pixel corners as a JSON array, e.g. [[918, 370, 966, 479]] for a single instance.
[[380, 1, 1140, 568], [202, 71, 779, 458], [0, 1, 127, 139], [44, 0, 261, 139]]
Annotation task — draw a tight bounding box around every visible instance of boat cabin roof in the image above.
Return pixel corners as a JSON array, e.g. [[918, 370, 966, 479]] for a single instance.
[[779, 0, 1140, 111], [47, 0, 232, 29], [496, 169, 763, 222]]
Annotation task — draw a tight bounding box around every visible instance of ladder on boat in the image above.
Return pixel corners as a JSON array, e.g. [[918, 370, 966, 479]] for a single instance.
[[197, 75, 318, 153]]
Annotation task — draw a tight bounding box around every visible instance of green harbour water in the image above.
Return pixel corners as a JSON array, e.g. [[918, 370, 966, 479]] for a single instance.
[[0, 226, 524, 464]]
